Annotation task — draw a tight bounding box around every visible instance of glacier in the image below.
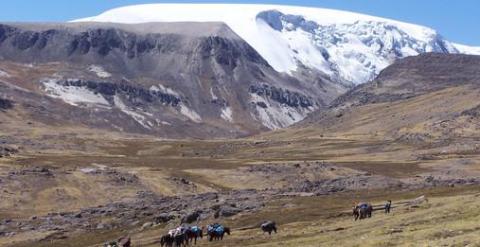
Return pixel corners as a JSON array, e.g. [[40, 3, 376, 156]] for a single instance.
[[74, 4, 480, 85]]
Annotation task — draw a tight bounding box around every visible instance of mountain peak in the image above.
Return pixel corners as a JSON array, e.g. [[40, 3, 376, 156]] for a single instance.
[[73, 4, 478, 85]]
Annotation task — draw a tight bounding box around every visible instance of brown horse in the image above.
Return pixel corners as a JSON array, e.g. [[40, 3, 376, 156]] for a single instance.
[[208, 226, 231, 241], [186, 226, 203, 245], [118, 236, 131, 247], [353, 206, 360, 221], [173, 232, 187, 247], [160, 234, 174, 247]]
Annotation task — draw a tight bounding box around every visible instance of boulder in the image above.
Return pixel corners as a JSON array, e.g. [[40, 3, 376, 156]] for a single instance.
[[141, 222, 153, 230], [219, 206, 242, 217], [154, 214, 175, 224]]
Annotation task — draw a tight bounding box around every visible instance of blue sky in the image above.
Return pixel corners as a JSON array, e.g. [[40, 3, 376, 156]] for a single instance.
[[1, 0, 478, 46]]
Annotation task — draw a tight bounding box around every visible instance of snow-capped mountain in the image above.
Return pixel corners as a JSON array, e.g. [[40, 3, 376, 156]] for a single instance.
[[1, 4, 479, 139], [74, 4, 480, 85]]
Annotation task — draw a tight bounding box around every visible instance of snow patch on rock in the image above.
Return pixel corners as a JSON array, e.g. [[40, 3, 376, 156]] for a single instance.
[[113, 95, 152, 129], [80, 164, 107, 174], [93, 164, 107, 170], [179, 104, 202, 123], [150, 84, 180, 97], [88, 65, 111, 78], [250, 93, 313, 130], [221, 107, 233, 122], [157, 120, 172, 126], [42, 79, 110, 106], [210, 88, 218, 100], [0, 69, 11, 78], [79, 167, 97, 174]]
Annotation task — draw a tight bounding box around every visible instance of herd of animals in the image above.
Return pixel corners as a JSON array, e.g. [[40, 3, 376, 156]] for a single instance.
[[353, 200, 392, 221], [159, 223, 231, 247], [104, 201, 392, 247]]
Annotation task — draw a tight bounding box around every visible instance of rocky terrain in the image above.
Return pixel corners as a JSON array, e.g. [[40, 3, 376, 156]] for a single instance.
[[291, 54, 480, 142], [2, 154, 480, 246], [0, 185, 267, 241], [0, 98, 13, 110], [330, 53, 480, 109]]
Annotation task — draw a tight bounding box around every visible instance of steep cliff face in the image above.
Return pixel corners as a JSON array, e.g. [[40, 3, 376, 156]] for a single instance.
[[249, 84, 314, 108], [0, 22, 339, 137]]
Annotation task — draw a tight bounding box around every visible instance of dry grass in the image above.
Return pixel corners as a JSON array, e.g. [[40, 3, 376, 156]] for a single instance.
[[10, 187, 478, 247], [241, 193, 480, 247], [153, 190, 480, 247], [3, 84, 480, 246]]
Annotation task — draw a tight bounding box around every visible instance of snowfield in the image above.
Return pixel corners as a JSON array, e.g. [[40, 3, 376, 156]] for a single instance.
[[179, 103, 202, 123], [150, 84, 180, 97], [221, 107, 233, 122], [453, 43, 480, 55], [88, 65, 111, 78], [0, 69, 11, 78], [43, 79, 110, 106], [74, 4, 480, 85], [113, 95, 152, 129]]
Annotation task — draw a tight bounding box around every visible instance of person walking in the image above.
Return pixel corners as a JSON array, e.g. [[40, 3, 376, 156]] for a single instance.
[[385, 200, 392, 214]]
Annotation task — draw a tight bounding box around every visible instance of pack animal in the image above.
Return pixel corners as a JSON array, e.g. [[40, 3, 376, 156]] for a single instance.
[[261, 221, 277, 235], [186, 226, 203, 245], [353, 202, 373, 220], [207, 224, 231, 241]]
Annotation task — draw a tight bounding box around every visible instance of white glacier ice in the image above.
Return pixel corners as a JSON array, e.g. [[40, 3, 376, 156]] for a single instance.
[[73, 4, 479, 85]]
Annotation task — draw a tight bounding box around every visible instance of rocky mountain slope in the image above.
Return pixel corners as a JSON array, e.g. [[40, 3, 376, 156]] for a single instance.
[[286, 53, 480, 142], [76, 4, 480, 86], [331, 53, 480, 108], [0, 22, 344, 138]]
